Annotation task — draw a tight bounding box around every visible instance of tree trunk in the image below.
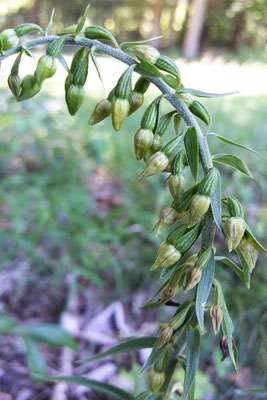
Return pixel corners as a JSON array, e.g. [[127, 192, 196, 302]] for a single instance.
[[182, 0, 208, 59]]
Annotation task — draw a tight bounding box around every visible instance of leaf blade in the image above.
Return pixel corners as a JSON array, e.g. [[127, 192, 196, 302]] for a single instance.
[[182, 326, 200, 400], [178, 88, 238, 98], [212, 153, 252, 177], [184, 127, 199, 181], [24, 337, 47, 380], [208, 132, 258, 154], [215, 256, 245, 283], [45, 8, 55, 36], [75, 4, 90, 35]]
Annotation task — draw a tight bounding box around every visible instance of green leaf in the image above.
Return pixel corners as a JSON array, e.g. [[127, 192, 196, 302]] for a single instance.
[[212, 153, 252, 177], [178, 88, 237, 98], [38, 375, 135, 400], [135, 392, 150, 400], [45, 8, 55, 36], [210, 170, 221, 230], [77, 336, 157, 364], [221, 294, 237, 371], [24, 337, 47, 380], [189, 379, 195, 400], [235, 248, 250, 289], [12, 324, 78, 351], [182, 326, 200, 400], [75, 4, 90, 36], [196, 251, 215, 333], [215, 256, 245, 283], [57, 54, 70, 73], [21, 46, 34, 58], [162, 74, 180, 89], [174, 113, 182, 135], [140, 340, 167, 374], [0, 316, 17, 335], [91, 47, 104, 88], [15, 23, 44, 37], [184, 127, 199, 181], [208, 132, 258, 154], [135, 60, 163, 79], [139, 301, 161, 310], [120, 36, 163, 49], [235, 388, 267, 397], [245, 225, 267, 253]]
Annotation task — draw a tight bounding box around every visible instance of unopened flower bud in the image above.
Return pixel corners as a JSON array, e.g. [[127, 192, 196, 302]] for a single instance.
[[220, 335, 234, 362], [151, 242, 181, 271], [169, 301, 193, 330], [148, 368, 165, 394], [111, 98, 130, 132], [188, 194, 211, 227], [157, 324, 173, 350], [183, 267, 202, 292], [195, 247, 213, 270], [89, 99, 112, 125], [134, 128, 153, 161], [18, 74, 41, 101], [8, 73, 20, 98], [160, 283, 179, 306], [0, 29, 19, 50], [66, 84, 84, 115], [168, 174, 185, 203], [224, 216, 246, 252], [210, 305, 223, 335], [139, 151, 169, 178], [239, 235, 259, 272], [130, 45, 160, 63], [129, 91, 144, 115], [152, 207, 180, 237], [35, 54, 57, 84]]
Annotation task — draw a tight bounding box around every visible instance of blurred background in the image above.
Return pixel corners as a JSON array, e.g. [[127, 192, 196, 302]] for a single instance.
[[0, 1, 266, 399]]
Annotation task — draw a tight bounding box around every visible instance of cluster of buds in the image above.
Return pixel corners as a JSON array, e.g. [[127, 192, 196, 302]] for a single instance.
[[183, 247, 213, 292], [223, 197, 246, 251]]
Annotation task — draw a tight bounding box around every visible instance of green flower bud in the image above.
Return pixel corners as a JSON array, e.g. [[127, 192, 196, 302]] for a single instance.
[[134, 128, 154, 161], [0, 29, 19, 50], [89, 99, 112, 125], [224, 216, 246, 252], [65, 84, 84, 115], [160, 282, 179, 306], [157, 324, 173, 350], [152, 206, 184, 237], [128, 91, 144, 115], [169, 301, 193, 329], [148, 368, 165, 394], [18, 74, 41, 101], [195, 247, 213, 270], [210, 305, 223, 335], [239, 235, 259, 272], [168, 174, 185, 203], [65, 74, 73, 93], [8, 73, 21, 98], [151, 241, 181, 271], [188, 194, 211, 227], [183, 267, 202, 292], [138, 151, 169, 178], [111, 98, 130, 131], [35, 54, 57, 84], [130, 45, 160, 63], [189, 100, 211, 126]]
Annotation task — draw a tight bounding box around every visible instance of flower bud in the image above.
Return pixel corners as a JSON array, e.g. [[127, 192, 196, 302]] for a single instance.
[[128, 91, 144, 115], [157, 324, 173, 350], [148, 368, 165, 394], [224, 216, 246, 252], [169, 301, 193, 329], [168, 174, 185, 203], [160, 283, 179, 306], [188, 194, 211, 227], [151, 242, 181, 271], [183, 267, 202, 292], [210, 305, 223, 335], [134, 128, 153, 161], [35, 54, 57, 84], [130, 45, 160, 63], [0, 29, 19, 50], [111, 98, 130, 132], [239, 235, 259, 272], [8, 73, 20, 98], [220, 335, 233, 362], [195, 247, 213, 270], [66, 84, 84, 115], [152, 207, 180, 237], [89, 99, 112, 125], [18, 74, 41, 101], [139, 151, 169, 178]]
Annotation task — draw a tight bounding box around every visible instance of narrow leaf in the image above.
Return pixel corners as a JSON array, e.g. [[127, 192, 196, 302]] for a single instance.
[[0, 316, 17, 335], [24, 337, 46, 379], [139, 301, 161, 310], [45, 8, 55, 36], [78, 337, 157, 364], [57, 54, 70, 73], [135, 392, 150, 400], [75, 4, 90, 35], [135, 60, 163, 79], [38, 375, 135, 400], [163, 74, 180, 89], [210, 170, 221, 230], [178, 88, 237, 98], [140, 340, 167, 374], [245, 225, 267, 253], [21, 46, 34, 58], [182, 326, 200, 400], [196, 251, 215, 333], [235, 388, 267, 397], [208, 133, 258, 154], [184, 127, 199, 181], [212, 153, 252, 177], [235, 248, 250, 289], [120, 36, 163, 49], [91, 47, 104, 88], [215, 256, 244, 283], [12, 324, 78, 351], [221, 295, 237, 371]]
